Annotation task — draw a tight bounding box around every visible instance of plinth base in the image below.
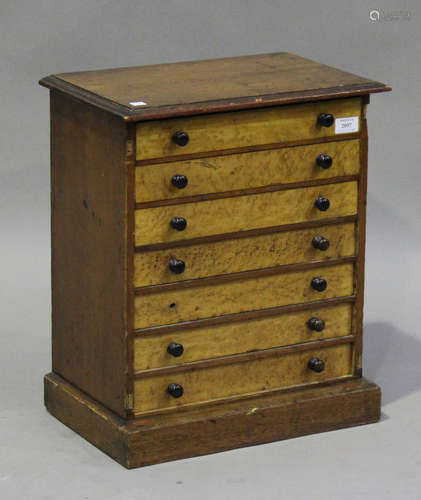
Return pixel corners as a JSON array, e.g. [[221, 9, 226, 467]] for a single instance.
[[44, 373, 381, 469]]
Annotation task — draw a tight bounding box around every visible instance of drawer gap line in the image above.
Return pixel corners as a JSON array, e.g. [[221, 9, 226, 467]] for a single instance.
[[134, 256, 357, 295], [133, 335, 355, 378], [134, 134, 362, 166], [134, 215, 358, 252], [132, 295, 356, 337], [135, 176, 359, 209]]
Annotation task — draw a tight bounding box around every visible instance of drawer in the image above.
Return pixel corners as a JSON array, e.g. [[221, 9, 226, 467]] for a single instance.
[[134, 303, 353, 370], [135, 140, 360, 203], [136, 98, 361, 161], [134, 222, 355, 287], [133, 343, 353, 413], [134, 263, 354, 328], [135, 181, 358, 246]]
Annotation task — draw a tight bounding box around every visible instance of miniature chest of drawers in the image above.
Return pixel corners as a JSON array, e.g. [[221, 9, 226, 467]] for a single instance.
[[40, 52, 391, 468]]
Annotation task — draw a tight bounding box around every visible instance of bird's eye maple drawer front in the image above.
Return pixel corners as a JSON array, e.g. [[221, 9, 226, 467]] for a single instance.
[[135, 181, 358, 247], [133, 343, 353, 413], [135, 140, 360, 203], [134, 303, 353, 370], [135, 98, 361, 161], [134, 263, 354, 328], [134, 222, 356, 287]]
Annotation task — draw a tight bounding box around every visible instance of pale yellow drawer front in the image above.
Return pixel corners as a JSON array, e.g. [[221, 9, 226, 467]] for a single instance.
[[135, 181, 358, 246], [135, 140, 360, 203], [134, 222, 355, 287], [136, 98, 361, 161], [134, 303, 352, 370], [134, 263, 354, 329], [134, 343, 353, 412]]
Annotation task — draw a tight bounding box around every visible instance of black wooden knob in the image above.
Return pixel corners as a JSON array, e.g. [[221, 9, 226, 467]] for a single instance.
[[308, 357, 325, 373], [171, 174, 188, 189], [317, 113, 334, 127], [311, 277, 327, 292], [315, 197, 330, 211], [167, 383, 184, 398], [312, 235, 330, 251], [172, 131, 189, 147], [307, 317, 325, 332], [170, 217, 187, 231], [316, 154, 333, 169], [167, 342, 184, 357], [169, 258, 185, 274]]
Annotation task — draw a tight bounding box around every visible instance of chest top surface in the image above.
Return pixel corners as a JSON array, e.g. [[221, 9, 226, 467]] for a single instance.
[[39, 52, 390, 121]]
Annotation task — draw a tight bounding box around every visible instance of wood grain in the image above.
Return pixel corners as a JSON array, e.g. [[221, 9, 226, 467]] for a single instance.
[[135, 98, 361, 161], [134, 303, 353, 370], [135, 181, 358, 246], [51, 53, 386, 108], [49, 91, 129, 417], [134, 222, 355, 287], [44, 372, 382, 468], [135, 140, 360, 203], [40, 53, 390, 121], [134, 263, 354, 328], [133, 343, 353, 412]]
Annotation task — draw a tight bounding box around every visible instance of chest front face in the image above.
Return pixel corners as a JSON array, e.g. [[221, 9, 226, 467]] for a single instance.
[[132, 96, 362, 415], [40, 52, 390, 468]]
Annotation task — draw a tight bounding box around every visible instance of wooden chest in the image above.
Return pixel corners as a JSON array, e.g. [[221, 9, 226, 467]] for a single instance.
[[40, 52, 391, 468]]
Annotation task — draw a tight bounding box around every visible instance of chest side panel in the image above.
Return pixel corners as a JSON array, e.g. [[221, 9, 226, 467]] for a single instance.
[[50, 92, 130, 417]]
